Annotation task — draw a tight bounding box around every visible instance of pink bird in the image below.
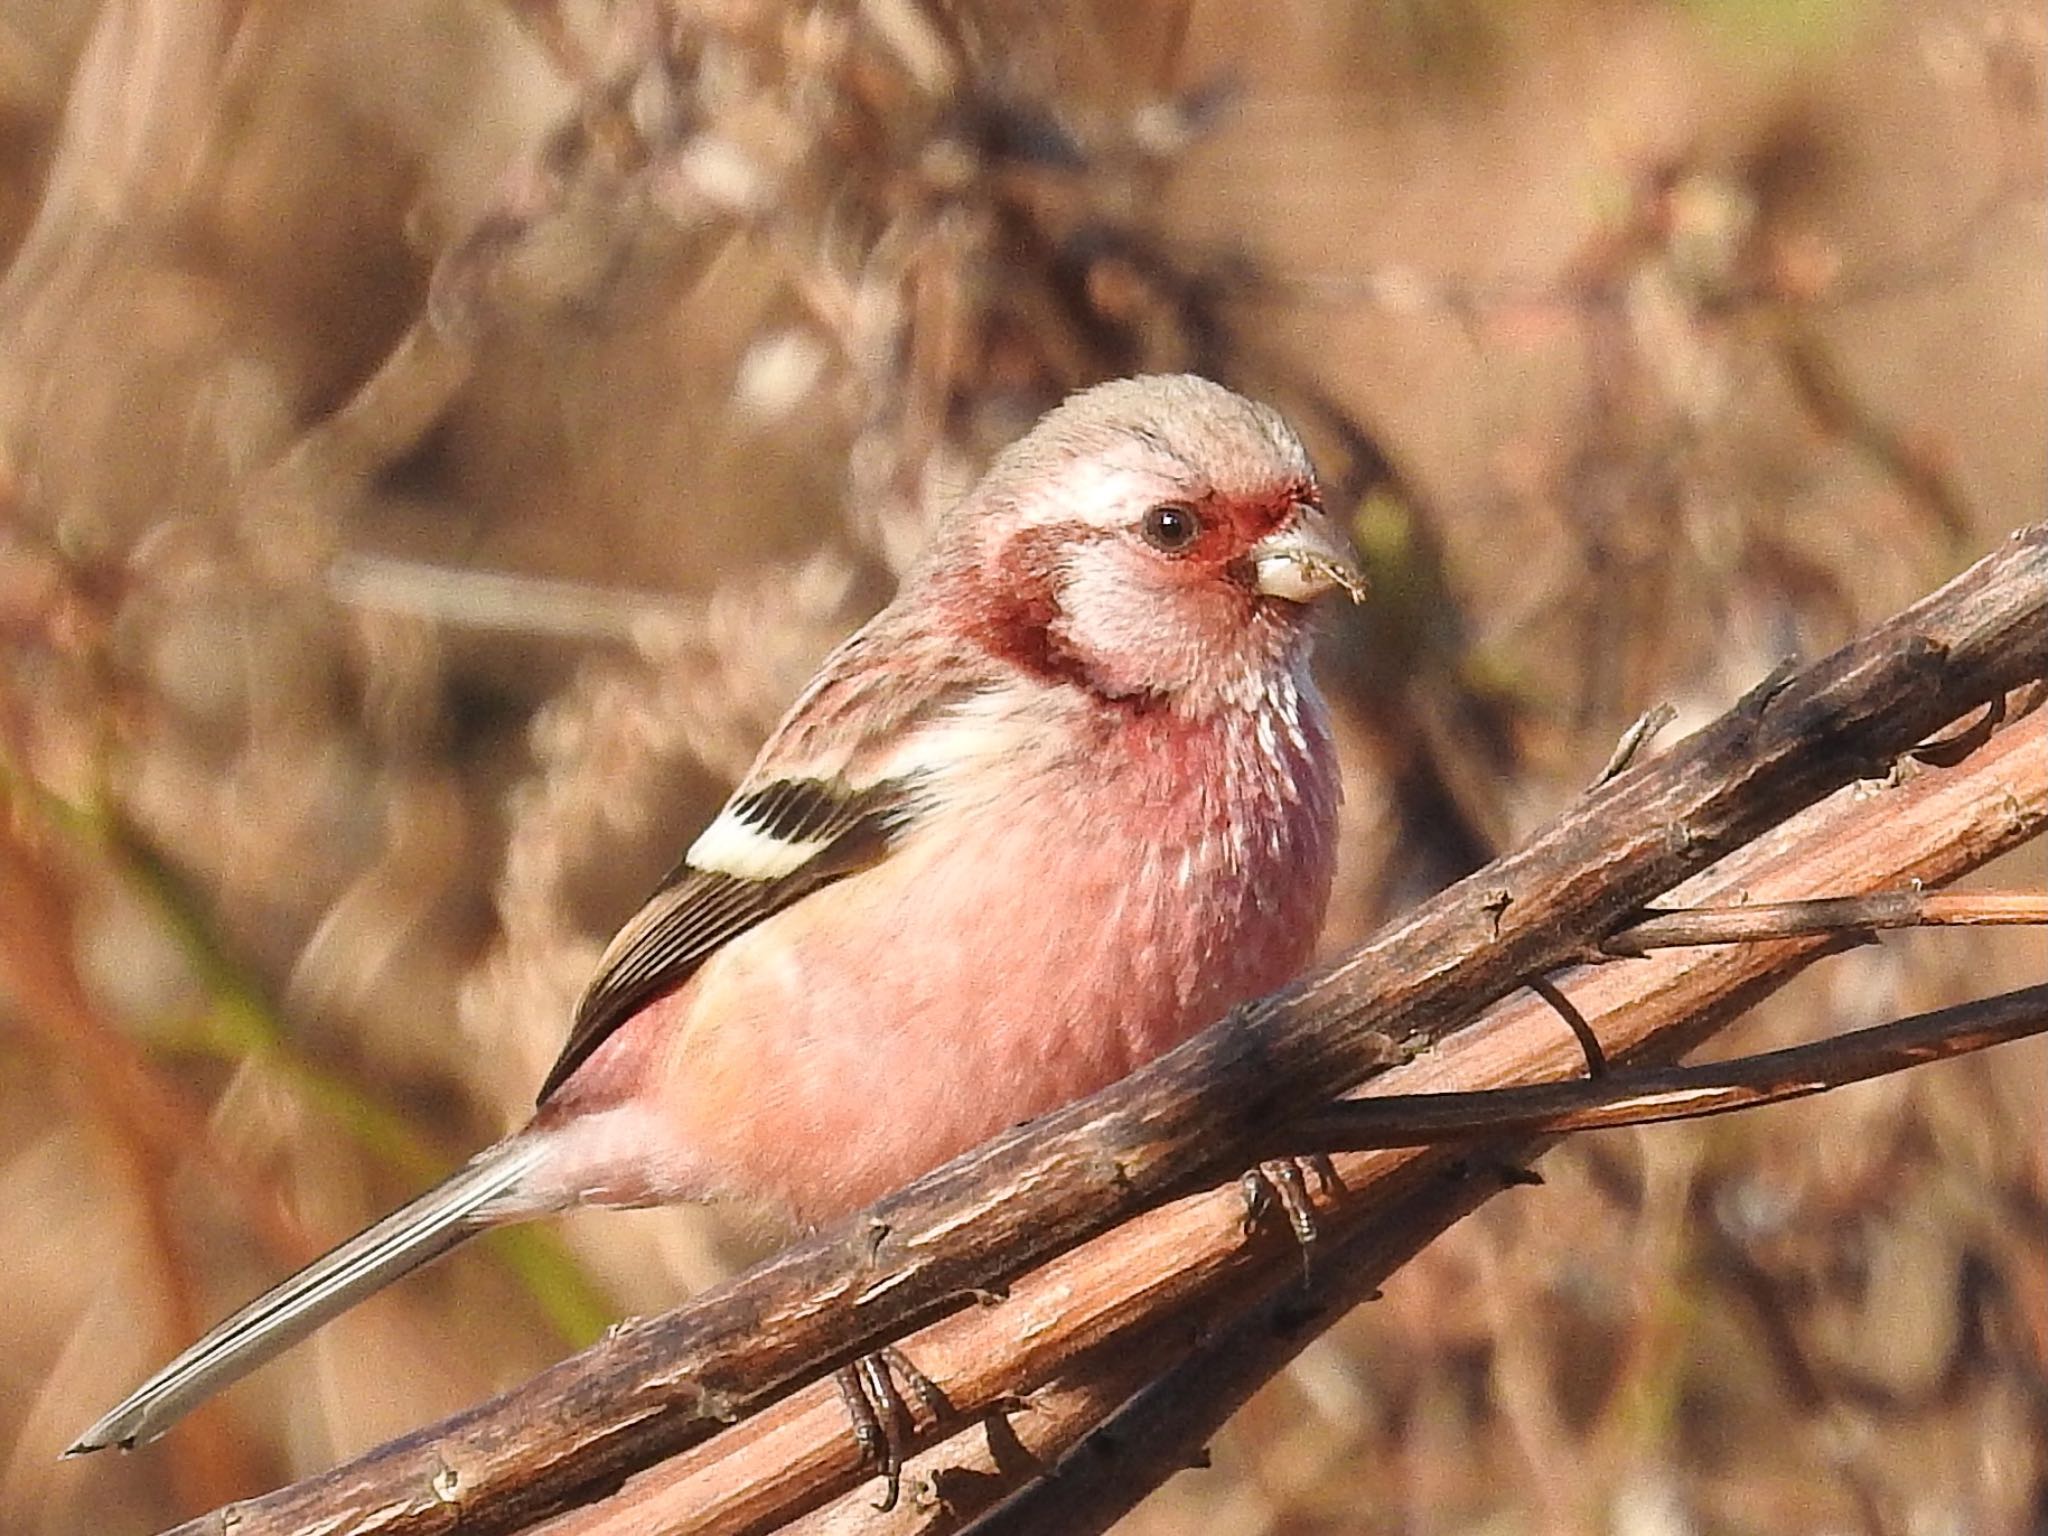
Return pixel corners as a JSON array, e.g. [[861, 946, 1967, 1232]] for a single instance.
[[70, 373, 1362, 1465]]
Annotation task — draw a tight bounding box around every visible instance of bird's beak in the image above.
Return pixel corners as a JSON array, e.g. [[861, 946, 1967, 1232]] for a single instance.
[[1250, 504, 1368, 605]]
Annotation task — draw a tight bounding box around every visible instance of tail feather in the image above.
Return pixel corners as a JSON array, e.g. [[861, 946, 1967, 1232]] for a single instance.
[[67, 1137, 550, 1454]]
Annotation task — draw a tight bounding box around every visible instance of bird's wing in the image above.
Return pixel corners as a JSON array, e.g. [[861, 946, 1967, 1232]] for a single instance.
[[537, 774, 923, 1101], [536, 623, 985, 1104]]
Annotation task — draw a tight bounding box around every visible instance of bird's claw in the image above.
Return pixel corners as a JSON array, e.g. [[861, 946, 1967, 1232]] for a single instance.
[[1240, 1155, 1345, 1285], [834, 1346, 950, 1510]]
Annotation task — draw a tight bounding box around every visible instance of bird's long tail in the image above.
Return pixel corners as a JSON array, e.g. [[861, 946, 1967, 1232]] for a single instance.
[[67, 1135, 553, 1454]]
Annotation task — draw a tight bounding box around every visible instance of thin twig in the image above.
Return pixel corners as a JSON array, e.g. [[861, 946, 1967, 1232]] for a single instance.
[[1287, 984, 2048, 1151], [1592, 701, 1678, 787], [1525, 974, 1607, 1076], [1602, 889, 2047, 956], [1905, 691, 2006, 768]]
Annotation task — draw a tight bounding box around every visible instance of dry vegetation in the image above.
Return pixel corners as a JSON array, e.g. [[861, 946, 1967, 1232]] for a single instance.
[[0, 2, 2042, 1533]]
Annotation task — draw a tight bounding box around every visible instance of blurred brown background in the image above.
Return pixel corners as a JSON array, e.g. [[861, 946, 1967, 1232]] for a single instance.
[[0, 1, 2042, 1532]]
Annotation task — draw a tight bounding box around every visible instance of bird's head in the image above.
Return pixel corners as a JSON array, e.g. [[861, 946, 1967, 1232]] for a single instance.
[[927, 375, 1363, 711]]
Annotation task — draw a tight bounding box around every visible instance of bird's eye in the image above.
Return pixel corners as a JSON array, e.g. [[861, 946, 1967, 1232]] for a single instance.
[[1139, 503, 1202, 554]]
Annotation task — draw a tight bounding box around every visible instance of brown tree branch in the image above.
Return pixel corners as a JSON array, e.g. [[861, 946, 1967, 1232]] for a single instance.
[[158, 522, 2048, 1535], [532, 696, 2048, 1536]]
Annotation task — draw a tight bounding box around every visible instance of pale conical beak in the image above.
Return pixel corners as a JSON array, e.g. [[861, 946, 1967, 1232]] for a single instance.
[[1250, 505, 1368, 604]]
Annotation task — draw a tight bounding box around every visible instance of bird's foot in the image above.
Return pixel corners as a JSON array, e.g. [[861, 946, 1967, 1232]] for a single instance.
[[1240, 1154, 1346, 1285], [833, 1345, 951, 1510]]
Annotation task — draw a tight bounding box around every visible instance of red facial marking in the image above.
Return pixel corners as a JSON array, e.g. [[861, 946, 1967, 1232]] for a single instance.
[[1162, 478, 1319, 582], [956, 522, 1132, 697]]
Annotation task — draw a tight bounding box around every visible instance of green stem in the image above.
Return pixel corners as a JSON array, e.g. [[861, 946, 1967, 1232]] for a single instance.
[[6, 762, 615, 1347]]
